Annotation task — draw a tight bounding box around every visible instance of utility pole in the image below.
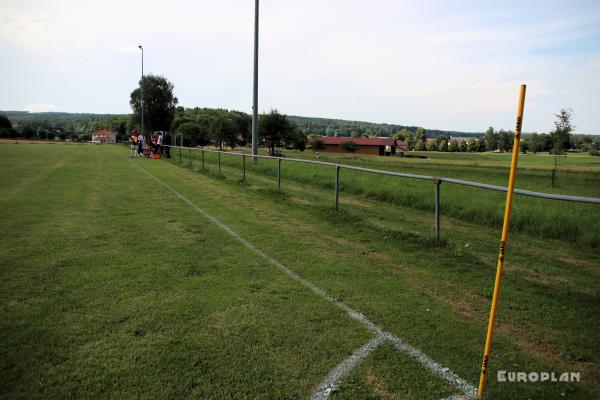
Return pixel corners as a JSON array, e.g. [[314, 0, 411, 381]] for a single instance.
[[138, 45, 144, 135], [251, 0, 259, 161]]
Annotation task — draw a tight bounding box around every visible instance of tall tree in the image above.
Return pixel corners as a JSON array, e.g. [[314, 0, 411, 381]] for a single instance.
[[177, 121, 211, 147], [477, 137, 486, 152], [467, 138, 478, 152], [497, 130, 514, 152], [209, 117, 238, 150], [406, 134, 416, 150], [484, 127, 497, 151], [130, 74, 178, 133], [438, 139, 448, 152], [448, 140, 459, 152], [550, 108, 573, 152], [259, 110, 295, 156], [231, 112, 251, 146], [415, 127, 427, 142], [393, 129, 409, 141]]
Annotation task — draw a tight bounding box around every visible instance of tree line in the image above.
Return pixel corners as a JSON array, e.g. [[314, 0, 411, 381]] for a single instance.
[[289, 115, 481, 139], [2, 76, 598, 155], [169, 107, 307, 154], [381, 109, 599, 155]]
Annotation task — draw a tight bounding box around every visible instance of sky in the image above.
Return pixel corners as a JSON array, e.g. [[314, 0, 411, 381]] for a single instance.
[[1, 0, 599, 133]]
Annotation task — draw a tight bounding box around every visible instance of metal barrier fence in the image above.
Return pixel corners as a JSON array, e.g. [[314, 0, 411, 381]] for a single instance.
[[163, 144, 600, 241]]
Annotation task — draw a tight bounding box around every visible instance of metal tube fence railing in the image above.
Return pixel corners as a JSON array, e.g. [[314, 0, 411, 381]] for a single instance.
[[165, 145, 600, 239]]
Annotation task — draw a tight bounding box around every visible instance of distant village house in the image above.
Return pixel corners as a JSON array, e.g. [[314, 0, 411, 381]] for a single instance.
[[91, 129, 117, 144]]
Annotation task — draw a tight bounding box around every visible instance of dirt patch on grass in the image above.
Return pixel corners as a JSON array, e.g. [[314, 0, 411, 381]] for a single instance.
[[557, 255, 599, 273], [363, 365, 402, 400], [289, 197, 314, 206], [526, 247, 599, 274], [512, 267, 597, 296], [326, 235, 354, 247], [427, 285, 598, 395], [425, 289, 481, 322], [497, 324, 599, 396]]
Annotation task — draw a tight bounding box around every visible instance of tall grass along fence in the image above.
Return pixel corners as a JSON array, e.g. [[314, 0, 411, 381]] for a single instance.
[[162, 144, 600, 246]]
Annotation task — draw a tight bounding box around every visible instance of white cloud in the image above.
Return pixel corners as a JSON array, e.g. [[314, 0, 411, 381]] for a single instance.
[[25, 102, 57, 112]]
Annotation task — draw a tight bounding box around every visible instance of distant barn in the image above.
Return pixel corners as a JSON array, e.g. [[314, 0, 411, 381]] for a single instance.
[[320, 136, 399, 156]]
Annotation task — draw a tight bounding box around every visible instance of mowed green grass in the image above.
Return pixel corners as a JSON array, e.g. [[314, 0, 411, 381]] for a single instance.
[[179, 147, 600, 246], [1, 142, 599, 399]]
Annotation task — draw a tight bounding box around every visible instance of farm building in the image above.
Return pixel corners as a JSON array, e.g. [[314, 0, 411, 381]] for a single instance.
[[91, 130, 117, 144], [320, 136, 399, 156]]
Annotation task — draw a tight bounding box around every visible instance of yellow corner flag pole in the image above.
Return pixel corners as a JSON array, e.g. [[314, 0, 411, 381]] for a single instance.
[[477, 84, 526, 399]]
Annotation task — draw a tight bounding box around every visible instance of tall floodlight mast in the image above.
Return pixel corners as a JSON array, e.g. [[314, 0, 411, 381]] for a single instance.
[[251, 0, 259, 160], [138, 45, 144, 135]]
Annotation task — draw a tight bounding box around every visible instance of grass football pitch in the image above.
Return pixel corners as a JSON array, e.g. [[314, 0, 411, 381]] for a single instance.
[[1, 142, 598, 399]]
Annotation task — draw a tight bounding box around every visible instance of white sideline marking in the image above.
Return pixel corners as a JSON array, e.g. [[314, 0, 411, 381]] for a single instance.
[[312, 335, 387, 400], [130, 159, 477, 399]]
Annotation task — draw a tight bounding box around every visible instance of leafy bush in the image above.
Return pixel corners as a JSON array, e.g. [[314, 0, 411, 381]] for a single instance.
[[339, 141, 357, 153]]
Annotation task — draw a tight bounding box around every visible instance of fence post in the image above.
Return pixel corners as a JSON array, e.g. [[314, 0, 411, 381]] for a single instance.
[[434, 178, 441, 241], [242, 154, 246, 180], [335, 165, 340, 210], [202, 148, 205, 171], [277, 158, 281, 189], [189, 148, 192, 169], [218, 151, 221, 175]]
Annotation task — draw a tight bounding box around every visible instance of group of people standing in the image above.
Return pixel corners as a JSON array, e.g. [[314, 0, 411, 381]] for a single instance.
[[129, 131, 171, 158]]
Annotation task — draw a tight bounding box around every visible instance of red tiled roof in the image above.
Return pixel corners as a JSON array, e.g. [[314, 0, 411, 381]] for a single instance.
[[320, 137, 396, 146]]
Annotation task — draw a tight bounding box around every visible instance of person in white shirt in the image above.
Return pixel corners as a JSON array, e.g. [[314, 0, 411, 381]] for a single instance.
[[156, 132, 163, 156]]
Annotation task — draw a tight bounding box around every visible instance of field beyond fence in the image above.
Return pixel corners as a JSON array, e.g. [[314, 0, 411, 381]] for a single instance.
[[168, 145, 600, 248]]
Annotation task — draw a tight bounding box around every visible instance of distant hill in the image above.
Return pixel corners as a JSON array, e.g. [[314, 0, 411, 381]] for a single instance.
[[0, 111, 129, 136], [2, 111, 118, 123], [1, 110, 482, 138], [288, 115, 482, 138]]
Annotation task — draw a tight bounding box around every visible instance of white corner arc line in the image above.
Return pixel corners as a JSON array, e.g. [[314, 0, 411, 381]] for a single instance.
[[312, 335, 387, 400], [129, 159, 477, 399]]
